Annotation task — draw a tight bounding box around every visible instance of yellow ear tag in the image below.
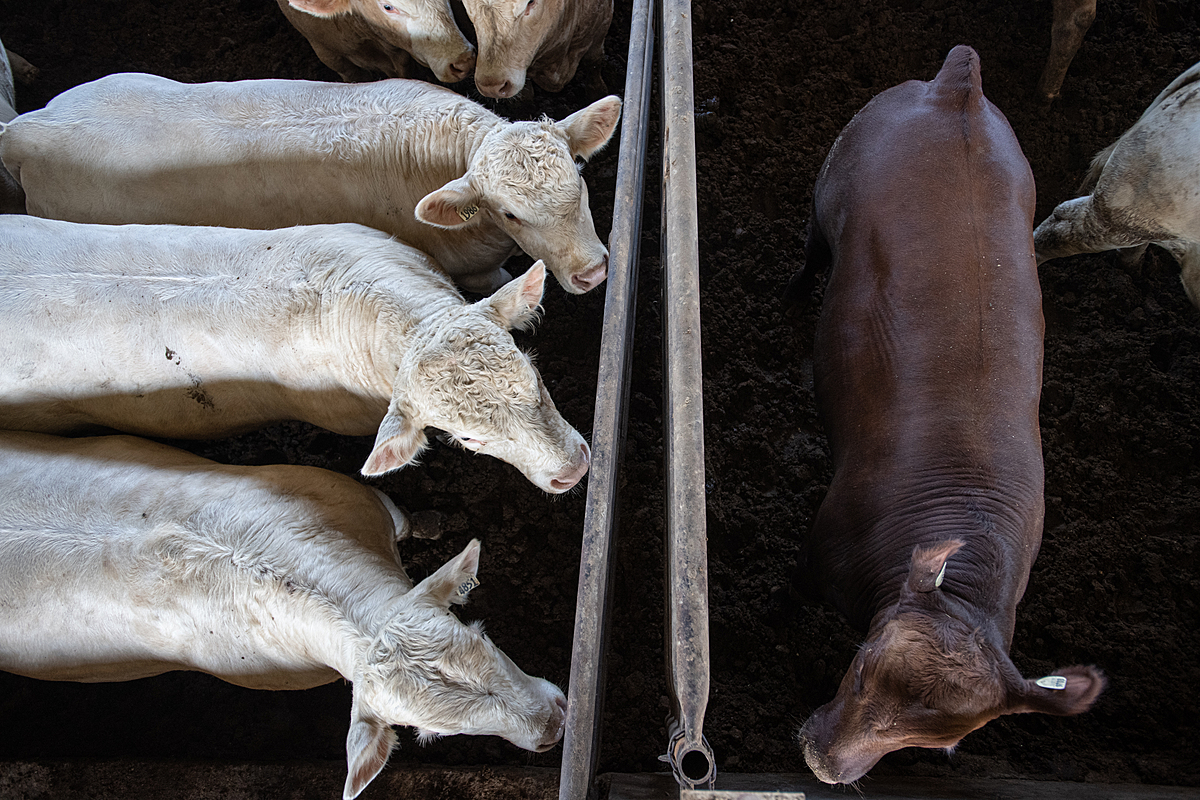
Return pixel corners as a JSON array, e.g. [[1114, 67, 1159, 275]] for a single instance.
[[458, 204, 479, 222]]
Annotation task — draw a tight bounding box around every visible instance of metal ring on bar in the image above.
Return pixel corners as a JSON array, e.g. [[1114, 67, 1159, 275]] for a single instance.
[[666, 721, 716, 789]]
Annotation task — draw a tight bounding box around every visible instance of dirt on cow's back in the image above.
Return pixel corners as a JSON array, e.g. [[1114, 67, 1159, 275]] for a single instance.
[[1, 0, 1199, 792]]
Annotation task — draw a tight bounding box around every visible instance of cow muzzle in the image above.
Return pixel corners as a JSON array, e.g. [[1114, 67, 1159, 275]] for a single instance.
[[534, 693, 568, 751], [475, 68, 527, 99], [439, 47, 477, 83], [549, 442, 590, 493], [569, 255, 609, 294]]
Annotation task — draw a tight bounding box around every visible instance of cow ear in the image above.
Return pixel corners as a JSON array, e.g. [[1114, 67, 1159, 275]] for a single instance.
[[906, 539, 964, 593], [415, 176, 484, 228], [288, 0, 351, 18], [344, 692, 398, 800], [414, 539, 482, 608], [559, 95, 622, 160], [1007, 664, 1106, 717], [484, 262, 545, 331], [362, 401, 429, 476]]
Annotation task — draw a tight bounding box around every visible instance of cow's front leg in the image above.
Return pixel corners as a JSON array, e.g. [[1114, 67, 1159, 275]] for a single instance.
[[1038, 0, 1097, 102], [5, 49, 37, 85], [1167, 241, 1200, 311]]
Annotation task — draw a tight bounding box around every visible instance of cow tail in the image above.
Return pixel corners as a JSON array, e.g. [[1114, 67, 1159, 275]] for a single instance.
[[934, 44, 984, 108], [1079, 140, 1117, 194], [368, 487, 412, 543]]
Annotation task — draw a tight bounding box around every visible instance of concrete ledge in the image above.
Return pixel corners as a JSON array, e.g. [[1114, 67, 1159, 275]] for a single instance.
[[0, 761, 560, 800], [3, 763, 1198, 800], [605, 772, 1200, 800]]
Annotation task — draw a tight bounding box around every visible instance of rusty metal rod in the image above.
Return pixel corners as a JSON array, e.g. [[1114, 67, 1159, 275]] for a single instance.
[[557, 0, 655, 797], [659, 0, 714, 790]]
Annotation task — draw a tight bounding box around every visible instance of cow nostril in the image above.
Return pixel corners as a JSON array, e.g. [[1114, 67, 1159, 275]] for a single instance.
[[570, 262, 608, 292], [548, 446, 590, 492], [476, 78, 511, 99]]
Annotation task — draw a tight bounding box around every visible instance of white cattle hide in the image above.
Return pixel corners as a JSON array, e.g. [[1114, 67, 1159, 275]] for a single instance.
[[0, 74, 621, 294], [0, 41, 24, 212], [0, 217, 590, 492], [1034, 60, 1200, 310], [0, 430, 567, 800], [274, 0, 475, 83], [463, 0, 612, 99]]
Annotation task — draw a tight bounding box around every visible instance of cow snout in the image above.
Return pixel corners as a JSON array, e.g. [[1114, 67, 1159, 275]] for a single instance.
[[476, 76, 518, 99], [549, 442, 590, 493], [444, 49, 477, 83], [797, 728, 842, 784], [569, 255, 609, 294], [535, 693, 568, 751]]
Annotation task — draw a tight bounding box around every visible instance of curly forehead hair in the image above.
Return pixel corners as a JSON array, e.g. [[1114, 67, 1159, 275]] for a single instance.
[[419, 338, 540, 425], [477, 120, 581, 206], [882, 617, 1005, 713]]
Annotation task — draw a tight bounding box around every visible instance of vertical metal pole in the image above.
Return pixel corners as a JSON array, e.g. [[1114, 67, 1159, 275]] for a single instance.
[[659, 0, 714, 790], [558, 1, 655, 798]]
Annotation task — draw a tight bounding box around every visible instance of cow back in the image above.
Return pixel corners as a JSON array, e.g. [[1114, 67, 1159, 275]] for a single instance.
[[804, 44, 1043, 636]]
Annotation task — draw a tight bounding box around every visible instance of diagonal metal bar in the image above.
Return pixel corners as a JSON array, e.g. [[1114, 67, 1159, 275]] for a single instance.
[[557, 0, 655, 797]]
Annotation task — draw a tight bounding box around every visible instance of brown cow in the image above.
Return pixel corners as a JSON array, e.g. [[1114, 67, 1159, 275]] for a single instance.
[[794, 46, 1104, 785]]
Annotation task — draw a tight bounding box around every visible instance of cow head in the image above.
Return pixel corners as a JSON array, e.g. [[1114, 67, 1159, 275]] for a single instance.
[[287, 0, 476, 83], [361, 262, 590, 492], [415, 95, 622, 294], [797, 540, 1105, 785], [345, 539, 567, 799], [460, 0, 563, 97]]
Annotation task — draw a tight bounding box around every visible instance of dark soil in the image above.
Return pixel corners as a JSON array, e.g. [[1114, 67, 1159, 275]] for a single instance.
[[1, 0, 1199, 793]]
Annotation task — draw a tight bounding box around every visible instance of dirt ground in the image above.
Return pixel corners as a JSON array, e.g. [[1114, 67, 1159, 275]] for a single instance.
[[1, 0, 1198, 793]]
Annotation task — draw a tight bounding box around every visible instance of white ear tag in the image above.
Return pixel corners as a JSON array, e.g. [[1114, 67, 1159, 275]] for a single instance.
[[454, 575, 479, 599], [934, 561, 947, 588], [458, 204, 479, 222], [1036, 676, 1068, 690]]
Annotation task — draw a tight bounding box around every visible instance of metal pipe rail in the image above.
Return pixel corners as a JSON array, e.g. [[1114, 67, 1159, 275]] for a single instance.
[[562, 2, 806, 798], [658, 0, 715, 791], [558, 0, 655, 797]]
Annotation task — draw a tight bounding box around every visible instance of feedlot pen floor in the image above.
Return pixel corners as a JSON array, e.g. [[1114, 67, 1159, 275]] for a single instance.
[[2, 763, 1199, 800], [3, 0, 1200, 793]]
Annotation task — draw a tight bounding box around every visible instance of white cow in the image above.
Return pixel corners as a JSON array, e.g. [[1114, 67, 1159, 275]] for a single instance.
[[0, 430, 567, 800], [0, 41, 24, 213], [0, 217, 590, 492], [464, 0, 612, 99], [0, 74, 621, 295], [275, 0, 476, 84], [1034, 60, 1200, 310]]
